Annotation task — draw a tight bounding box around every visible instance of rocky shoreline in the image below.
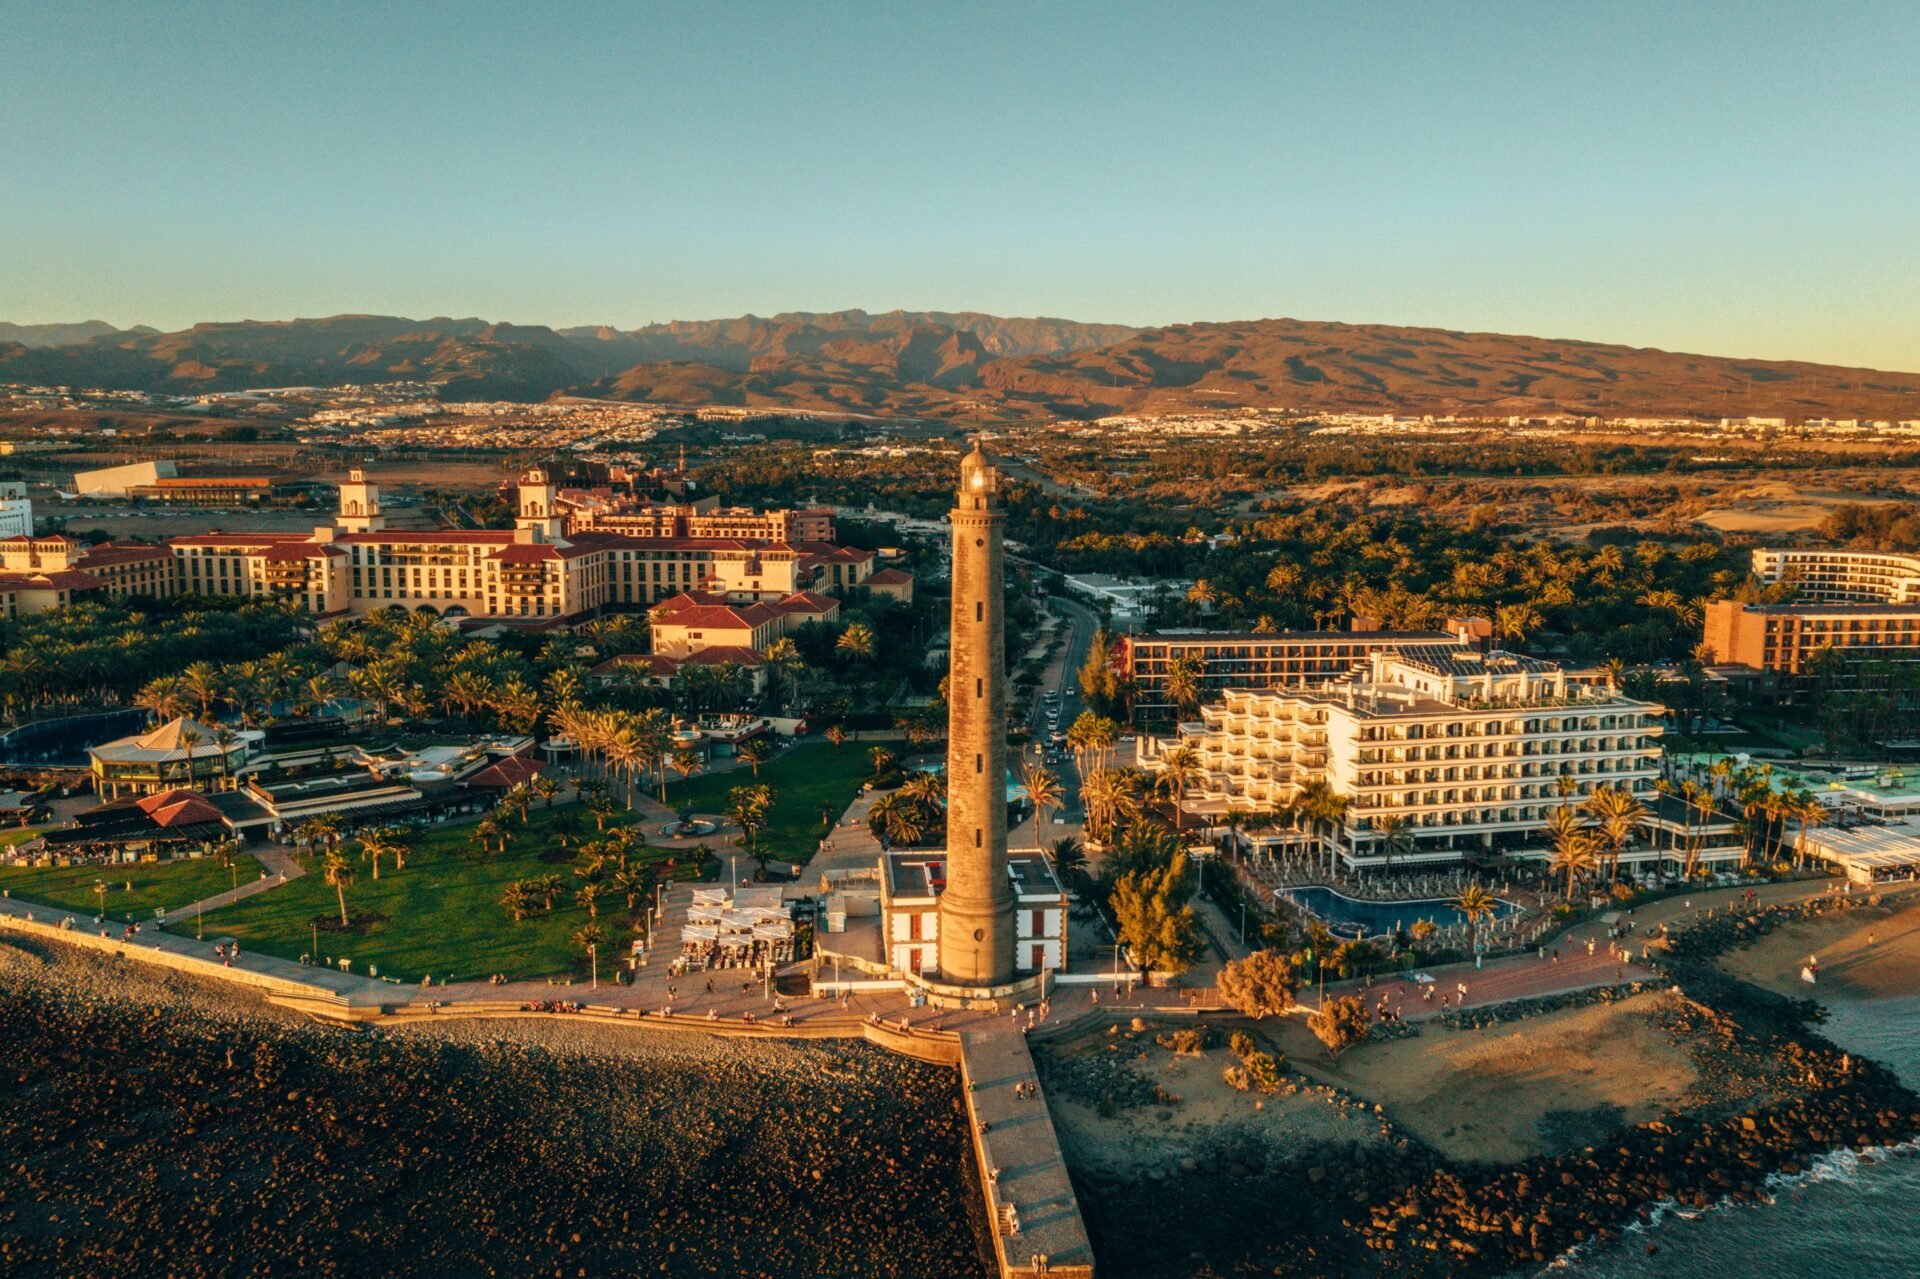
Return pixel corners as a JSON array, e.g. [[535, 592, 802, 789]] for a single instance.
[[1054, 929, 1920, 1278], [0, 936, 994, 1279]]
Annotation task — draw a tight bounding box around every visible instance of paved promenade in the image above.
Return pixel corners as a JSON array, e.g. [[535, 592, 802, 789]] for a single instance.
[[962, 1030, 1094, 1279]]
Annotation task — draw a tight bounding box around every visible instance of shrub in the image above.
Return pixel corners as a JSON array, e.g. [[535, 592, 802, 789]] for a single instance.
[[1155, 1027, 1213, 1055], [1308, 994, 1372, 1057], [1217, 949, 1298, 1020]]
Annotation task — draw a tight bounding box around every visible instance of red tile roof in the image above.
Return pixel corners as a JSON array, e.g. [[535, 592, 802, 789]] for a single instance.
[[168, 532, 315, 547], [775, 590, 838, 615], [135, 789, 226, 828], [652, 603, 776, 630], [464, 755, 547, 789], [76, 542, 172, 567], [0, 569, 105, 592], [677, 646, 764, 667], [865, 567, 913, 585], [257, 542, 345, 562]]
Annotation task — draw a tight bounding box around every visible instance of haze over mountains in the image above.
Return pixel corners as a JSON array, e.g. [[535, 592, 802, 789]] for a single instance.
[[5, 310, 1919, 422]]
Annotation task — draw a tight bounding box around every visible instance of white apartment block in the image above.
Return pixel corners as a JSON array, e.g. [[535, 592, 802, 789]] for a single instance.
[[1752, 547, 1920, 604], [1139, 644, 1665, 869]]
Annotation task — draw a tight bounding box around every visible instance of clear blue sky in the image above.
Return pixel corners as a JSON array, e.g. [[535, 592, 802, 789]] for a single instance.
[[4, 1, 1917, 369]]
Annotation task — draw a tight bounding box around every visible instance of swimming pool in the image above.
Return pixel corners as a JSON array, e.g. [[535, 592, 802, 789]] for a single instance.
[[0, 708, 149, 768], [1280, 885, 1516, 938]]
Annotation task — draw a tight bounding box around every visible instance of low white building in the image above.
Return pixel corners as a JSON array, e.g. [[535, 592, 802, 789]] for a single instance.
[[0, 482, 33, 538], [880, 850, 1068, 976]]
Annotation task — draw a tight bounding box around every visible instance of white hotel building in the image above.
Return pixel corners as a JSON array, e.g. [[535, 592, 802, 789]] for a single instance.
[[1752, 547, 1920, 604], [1139, 644, 1665, 869]]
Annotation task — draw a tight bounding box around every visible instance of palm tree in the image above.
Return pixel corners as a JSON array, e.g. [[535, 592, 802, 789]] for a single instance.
[[1080, 767, 1143, 846], [1021, 764, 1064, 853], [1374, 813, 1416, 871], [1689, 785, 1719, 878], [576, 880, 609, 919], [1049, 836, 1087, 882], [501, 880, 534, 922], [211, 726, 239, 789], [867, 745, 897, 777], [668, 747, 704, 793], [1494, 603, 1544, 648], [835, 622, 876, 664], [358, 827, 407, 881], [1545, 806, 1598, 902], [180, 661, 224, 719], [764, 637, 805, 712], [825, 724, 848, 751], [136, 675, 189, 723], [472, 817, 507, 857], [611, 863, 653, 911], [322, 848, 355, 926], [876, 795, 926, 849], [1792, 793, 1826, 870], [1455, 883, 1498, 956], [573, 922, 607, 964], [1162, 654, 1206, 720], [727, 783, 776, 872], [587, 792, 618, 832], [1154, 744, 1202, 831], [1582, 785, 1647, 884], [736, 736, 772, 778], [531, 775, 563, 808]]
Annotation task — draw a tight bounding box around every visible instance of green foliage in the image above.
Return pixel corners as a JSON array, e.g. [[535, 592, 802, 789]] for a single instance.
[[0, 854, 262, 921], [1110, 851, 1203, 977]]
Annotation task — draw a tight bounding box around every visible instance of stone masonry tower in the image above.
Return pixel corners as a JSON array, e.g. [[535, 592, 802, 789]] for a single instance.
[[937, 441, 1016, 985]]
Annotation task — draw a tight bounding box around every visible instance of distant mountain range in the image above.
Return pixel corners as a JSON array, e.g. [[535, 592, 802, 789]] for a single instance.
[[5, 310, 1919, 422]]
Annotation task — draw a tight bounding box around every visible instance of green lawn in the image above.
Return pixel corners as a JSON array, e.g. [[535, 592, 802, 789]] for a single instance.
[[662, 742, 873, 865], [1, 853, 264, 922], [178, 804, 699, 984]]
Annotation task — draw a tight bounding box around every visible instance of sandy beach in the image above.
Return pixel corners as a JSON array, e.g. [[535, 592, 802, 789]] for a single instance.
[[1287, 992, 1699, 1163], [1716, 893, 1920, 1002]]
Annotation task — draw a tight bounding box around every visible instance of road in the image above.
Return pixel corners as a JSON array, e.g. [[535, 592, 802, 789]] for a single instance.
[[1008, 593, 1099, 851]]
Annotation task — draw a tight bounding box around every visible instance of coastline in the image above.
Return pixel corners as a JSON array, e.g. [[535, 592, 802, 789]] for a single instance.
[[1045, 889, 1920, 1278], [1546, 890, 1920, 1277], [0, 933, 998, 1279]]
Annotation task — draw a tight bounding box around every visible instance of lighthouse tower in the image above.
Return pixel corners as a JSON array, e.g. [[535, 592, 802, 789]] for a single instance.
[[937, 441, 1016, 986]]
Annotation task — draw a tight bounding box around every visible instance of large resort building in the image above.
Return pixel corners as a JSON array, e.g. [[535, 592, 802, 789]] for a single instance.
[[1115, 620, 1485, 721], [4, 469, 897, 634], [1703, 548, 1920, 680], [1139, 643, 1665, 870]]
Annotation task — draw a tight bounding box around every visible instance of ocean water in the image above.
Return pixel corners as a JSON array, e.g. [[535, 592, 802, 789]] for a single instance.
[[1550, 994, 1920, 1278]]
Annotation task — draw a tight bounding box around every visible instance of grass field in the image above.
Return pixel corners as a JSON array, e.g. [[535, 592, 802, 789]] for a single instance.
[[0, 853, 264, 922], [662, 741, 874, 866], [178, 804, 700, 984]]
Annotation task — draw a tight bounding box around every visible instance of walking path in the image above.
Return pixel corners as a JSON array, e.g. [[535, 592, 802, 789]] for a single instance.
[[168, 844, 306, 920], [962, 1030, 1094, 1279]]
